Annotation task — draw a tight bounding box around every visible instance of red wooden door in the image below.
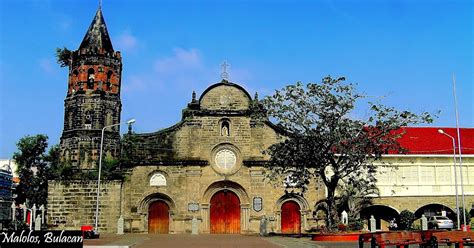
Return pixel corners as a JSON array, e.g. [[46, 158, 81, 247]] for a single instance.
[[281, 201, 301, 234], [210, 190, 241, 234], [148, 201, 169, 234]]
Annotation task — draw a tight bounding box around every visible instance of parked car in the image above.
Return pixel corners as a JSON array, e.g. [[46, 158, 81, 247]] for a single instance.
[[428, 216, 454, 230]]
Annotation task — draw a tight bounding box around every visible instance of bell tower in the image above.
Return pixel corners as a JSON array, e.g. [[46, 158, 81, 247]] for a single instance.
[[60, 6, 122, 169]]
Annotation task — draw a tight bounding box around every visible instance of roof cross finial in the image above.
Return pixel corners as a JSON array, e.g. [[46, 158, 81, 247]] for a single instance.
[[221, 61, 230, 80], [99, 0, 102, 9]]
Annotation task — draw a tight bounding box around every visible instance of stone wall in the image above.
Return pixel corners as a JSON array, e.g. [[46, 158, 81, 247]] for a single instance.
[[47, 180, 122, 233], [200, 84, 250, 111], [122, 165, 325, 234]]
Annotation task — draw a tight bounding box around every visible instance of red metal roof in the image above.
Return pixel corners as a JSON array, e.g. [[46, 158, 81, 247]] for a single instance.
[[394, 127, 474, 155]]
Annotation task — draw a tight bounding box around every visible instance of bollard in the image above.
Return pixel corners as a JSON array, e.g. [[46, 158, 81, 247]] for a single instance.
[[260, 216, 268, 236], [117, 215, 124, 235], [11, 202, 16, 221], [191, 216, 198, 235], [421, 214, 428, 231], [35, 215, 42, 230], [20, 204, 27, 222], [341, 210, 348, 225], [39, 205, 45, 225], [370, 215, 376, 233]]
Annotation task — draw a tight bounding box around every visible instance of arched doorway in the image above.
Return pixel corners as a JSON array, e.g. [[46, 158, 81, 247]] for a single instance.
[[414, 204, 455, 220], [360, 205, 399, 230], [148, 201, 169, 234], [210, 190, 241, 234], [281, 201, 301, 234]]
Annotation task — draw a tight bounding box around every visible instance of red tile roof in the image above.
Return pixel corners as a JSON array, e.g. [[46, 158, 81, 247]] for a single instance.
[[394, 127, 474, 155]]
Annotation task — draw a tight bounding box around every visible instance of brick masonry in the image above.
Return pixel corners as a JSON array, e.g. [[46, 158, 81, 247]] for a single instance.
[[47, 180, 122, 232]]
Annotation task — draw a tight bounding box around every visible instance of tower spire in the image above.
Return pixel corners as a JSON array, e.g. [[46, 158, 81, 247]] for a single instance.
[[61, 6, 122, 169], [79, 6, 114, 53]]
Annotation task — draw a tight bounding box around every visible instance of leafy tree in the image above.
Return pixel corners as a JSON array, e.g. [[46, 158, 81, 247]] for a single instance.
[[399, 210, 415, 230], [76, 156, 124, 181], [46, 144, 74, 182], [13, 135, 49, 207], [336, 179, 378, 220], [262, 76, 434, 229], [100, 156, 125, 180], [55, 47, 71, 67]]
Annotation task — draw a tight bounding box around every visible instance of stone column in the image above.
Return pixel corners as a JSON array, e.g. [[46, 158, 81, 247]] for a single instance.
[[275, 211, 281, 233], [169, 211, 175, 234], [241, 204, 250, 232], [142, 213, 148, 233], [301, 210, 310, 231], [201, 203, 210, 233]]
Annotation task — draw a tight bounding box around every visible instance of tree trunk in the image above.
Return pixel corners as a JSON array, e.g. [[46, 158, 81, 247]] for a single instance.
[[326, 185, 338, 230]]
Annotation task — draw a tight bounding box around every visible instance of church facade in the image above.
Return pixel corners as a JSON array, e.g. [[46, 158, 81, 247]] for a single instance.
[[117, 79, 325, 234], [47, 7, 473, 234], [51, 7, 324, 234]]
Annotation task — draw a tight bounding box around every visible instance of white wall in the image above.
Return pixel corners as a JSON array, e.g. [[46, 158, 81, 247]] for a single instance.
[[375, 155, 474, 197]]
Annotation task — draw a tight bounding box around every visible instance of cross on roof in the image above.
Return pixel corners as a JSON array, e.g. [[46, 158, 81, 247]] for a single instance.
[[221, 61, 230, 80]]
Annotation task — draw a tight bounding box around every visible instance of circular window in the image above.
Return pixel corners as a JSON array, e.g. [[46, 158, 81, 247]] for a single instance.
[[211, 145, 241, 175], [215, 149, 237, 170]]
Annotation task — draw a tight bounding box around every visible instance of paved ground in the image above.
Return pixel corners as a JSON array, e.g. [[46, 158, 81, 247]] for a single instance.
[[83, 233, 360, 248], [85, 234, 461, 248]]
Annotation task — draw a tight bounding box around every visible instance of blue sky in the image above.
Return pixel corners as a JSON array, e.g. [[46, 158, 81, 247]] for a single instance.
[[0, 0, 472, 158]]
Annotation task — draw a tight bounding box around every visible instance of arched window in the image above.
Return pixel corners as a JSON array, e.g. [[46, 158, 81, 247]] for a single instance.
[[221, 120, 230, 136], [106, 70, 113, 90], [107, 70, 113, 82], [87, 68, 95, 89], [150, 173, 167, 186], [72, 70, 79, 81], [71, 70, 79, 93], [84, 110, 92, 129]]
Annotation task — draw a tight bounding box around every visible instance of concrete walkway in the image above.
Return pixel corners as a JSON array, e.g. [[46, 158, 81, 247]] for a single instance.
[[83, 233, 371, 248]]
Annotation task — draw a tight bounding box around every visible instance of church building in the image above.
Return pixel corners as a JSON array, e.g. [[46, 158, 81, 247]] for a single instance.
[[48, 7, 473, 234], [51, 6, 323, 234]]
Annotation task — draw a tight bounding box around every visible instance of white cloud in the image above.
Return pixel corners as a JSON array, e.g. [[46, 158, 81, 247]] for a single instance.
[[123, 48, 255, 95], [115, 30, 138, 52], [123, 75, 149, 93], [229, 67, 253, 84], [154, 48, 203, 73]]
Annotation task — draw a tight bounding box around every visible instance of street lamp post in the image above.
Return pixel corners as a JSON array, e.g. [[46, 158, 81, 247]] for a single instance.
[[94, 119, 135, 234], [452, 75, 467, 231], [438, 129, 460, 230]]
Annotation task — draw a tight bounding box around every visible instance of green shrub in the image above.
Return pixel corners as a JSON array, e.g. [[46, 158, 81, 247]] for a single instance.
[[348, 218, 364, 231], [455, 207, 472, 228], [399, 210, 415, 230]]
